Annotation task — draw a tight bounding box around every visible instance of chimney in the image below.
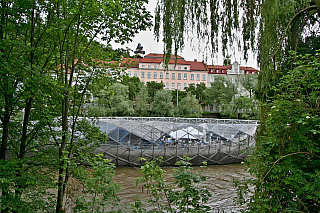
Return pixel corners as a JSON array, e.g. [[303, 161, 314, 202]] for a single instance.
[[194, 59, 197, 62]]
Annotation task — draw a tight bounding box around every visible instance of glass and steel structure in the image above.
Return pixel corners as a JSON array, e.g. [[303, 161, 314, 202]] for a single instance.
[[96, 117, 258, 166]]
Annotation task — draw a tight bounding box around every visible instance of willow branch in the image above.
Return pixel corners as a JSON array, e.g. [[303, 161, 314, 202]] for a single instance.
[[261, 5, 317, 68]]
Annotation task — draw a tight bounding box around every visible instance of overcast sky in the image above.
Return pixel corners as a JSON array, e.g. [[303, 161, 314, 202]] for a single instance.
[[110, 1, 258, 68]]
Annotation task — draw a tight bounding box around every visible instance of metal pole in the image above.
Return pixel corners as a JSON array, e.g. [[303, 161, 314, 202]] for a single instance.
[[177, 89, 178, 108]]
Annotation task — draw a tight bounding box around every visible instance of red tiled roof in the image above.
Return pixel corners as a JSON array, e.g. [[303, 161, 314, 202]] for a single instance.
[[120, 53, 208, 70], [189, 61, 207, 71], [207, 65, 230, 74], [139, 57, 191, 65], [240, 66, 258, 71], [144, 53, 184, 60]]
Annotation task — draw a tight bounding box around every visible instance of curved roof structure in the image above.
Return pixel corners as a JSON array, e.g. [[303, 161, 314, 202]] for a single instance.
[[96, 117, 258, 166]]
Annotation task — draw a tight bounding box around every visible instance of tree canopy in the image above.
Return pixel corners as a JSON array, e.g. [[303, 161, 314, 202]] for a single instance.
[[0, 0, 151, 212], [155, 1, 320, 211]]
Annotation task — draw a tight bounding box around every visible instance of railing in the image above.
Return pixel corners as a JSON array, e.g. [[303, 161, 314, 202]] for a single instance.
[[97, 117, 259, 124]]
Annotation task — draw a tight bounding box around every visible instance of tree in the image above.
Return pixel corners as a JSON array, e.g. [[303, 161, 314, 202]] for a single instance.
[[155, 0, 320, 212], [135, 85, 150, 116], [0, 0, 152, 212], [92, 83, 135, 116], [177, 93, 202, 118], [240, 74, 258, 99], [152, 90, 174, 117], [146, 81, 165, 101], [185, 83, 196, 95], [235, 52, 320, 212], [171, 89, 186, 107], [120, 76, 143, 101], [206, 76, 237, 106], [195, 82, 207, 105]]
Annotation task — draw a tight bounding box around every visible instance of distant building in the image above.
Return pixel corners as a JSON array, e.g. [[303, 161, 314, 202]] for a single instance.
[[207, 61, 259, 95], [120, 53, 208, 90], [120, 48, 259, 92]]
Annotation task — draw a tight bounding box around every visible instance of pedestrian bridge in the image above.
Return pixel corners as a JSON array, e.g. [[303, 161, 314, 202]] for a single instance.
[[95, 117, 258, 166]]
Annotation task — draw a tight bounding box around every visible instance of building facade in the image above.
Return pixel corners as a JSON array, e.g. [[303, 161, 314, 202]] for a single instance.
[[121, 53, 208, 90], [121, 53, 259, 92]]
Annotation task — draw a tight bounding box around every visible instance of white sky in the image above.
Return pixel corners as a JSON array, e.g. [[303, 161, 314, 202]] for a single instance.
[[110, 1, 258, 69]]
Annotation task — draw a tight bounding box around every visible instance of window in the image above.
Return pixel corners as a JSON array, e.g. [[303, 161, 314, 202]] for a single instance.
[[216, 69, 219, 73], [190, 74, 194, 80], [202, 74, 206, 81], [153, 72, 157, 79], [246, 71, 249, 74], [222, 70, 225, 73], [166, 82, 169, 89], [183, 73, 187, 80], [177, 83, 181, 90], [184, 83, 187, 88], [159, 72, 163, 79], [141, 71, 145, 78], [134, 71, 138, 77], [171, 83, 175, 89], [147, 72, 151, 79], [142, 65, 145, 68], [172, 66, 175, 70], [148, 65, 151, 68], [128, 71, 132, 77], [171, 73, 175, 79], [184, 67, 187, 70], [196, 74, 200, 81], [178, 66, 181, 70], [154, 65, 158, 69], [178, 73, 181, 80], [166, 72, 170, 79]]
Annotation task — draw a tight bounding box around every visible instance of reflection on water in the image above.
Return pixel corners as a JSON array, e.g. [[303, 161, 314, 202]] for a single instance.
[[114, 163, 251, 212]]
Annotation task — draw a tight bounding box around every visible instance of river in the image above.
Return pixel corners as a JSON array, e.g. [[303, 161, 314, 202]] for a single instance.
[[113, 163, 252, 212]]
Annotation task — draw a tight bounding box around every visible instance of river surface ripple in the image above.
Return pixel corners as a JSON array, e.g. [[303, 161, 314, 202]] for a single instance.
[[114, 163, 251, 212]]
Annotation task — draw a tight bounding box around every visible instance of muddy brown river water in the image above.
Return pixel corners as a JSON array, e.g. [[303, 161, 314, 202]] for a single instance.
[[113, 163, 251, 212]]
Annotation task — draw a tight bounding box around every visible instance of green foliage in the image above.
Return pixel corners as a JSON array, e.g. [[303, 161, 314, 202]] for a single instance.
[[240, 74, 258, 99], [206, 76, 237, 106], [134, 156, 212, 213], [171, 89, 187, 106], [120, 76, 143, 101], [177, 93, 202, 118], [154, 0, 259, 63], [168, 157, 211, 213], [91, 83, 135, 116], [136, 85, 150, 116], [0, 159, 56, 212], [71, 154, 120, 213], [185, 83, 207, 106], [146, 81, 165, 101], [222, 95, 258, 119], [0, 0, 152, 212], [235, 52, 320, 212], [152, 90, 174, 117]]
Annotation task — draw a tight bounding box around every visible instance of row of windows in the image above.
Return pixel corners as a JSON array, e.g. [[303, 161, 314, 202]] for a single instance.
[[138, 81, 195, 90], [164, 82, 187, 90], [128, 71, 206, 81], [141, 64, 188, 70]]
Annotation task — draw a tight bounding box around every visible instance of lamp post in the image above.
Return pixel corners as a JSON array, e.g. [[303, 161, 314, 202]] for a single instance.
[[176, 88, 178, 108]]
